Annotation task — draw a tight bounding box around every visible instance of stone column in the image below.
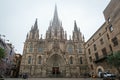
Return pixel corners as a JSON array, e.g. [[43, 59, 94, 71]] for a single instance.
[[66, 65, 70, 77], [42, 64, 46, 77]]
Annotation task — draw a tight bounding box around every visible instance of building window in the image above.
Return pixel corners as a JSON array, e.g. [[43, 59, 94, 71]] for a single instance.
[[78, 48, 82, 53], [109, 25, 113, 32], [93, 39, 95, 42], [112, 37, 118, 46], [28, 56, 32, 64], [68, 45, 73, 53], [107, 34, 110, 40], [88, 48, 91, 55], [29, 43, 33, 52], [91, 64, 94, 70], [38, 56, 41, 64], [89, 56, 92, 62], [70, 56, 73, 64], [93, 44, 97, 51], [109, 44, 113, 52], [80, 57, 83, 64], [95, 52, 99, 60], [99, 33, 101, 36], [100, 38, 104, 45], [38, 47, 43, 52], [102, 48, 107, 56]]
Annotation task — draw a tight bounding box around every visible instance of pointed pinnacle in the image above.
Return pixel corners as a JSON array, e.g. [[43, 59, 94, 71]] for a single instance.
[[34, 18, 38, 30], [74, 20, 78, 32]]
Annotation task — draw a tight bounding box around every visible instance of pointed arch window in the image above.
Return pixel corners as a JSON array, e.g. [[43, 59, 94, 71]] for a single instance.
[[68, 44, 73, 53], [28, 56, 32, 64], [38, 56, 42, 64], [29, 43, 33, 52], [80, 57, 83, 64], [70, 56, 73, 64], [78, 47, 82, 53]]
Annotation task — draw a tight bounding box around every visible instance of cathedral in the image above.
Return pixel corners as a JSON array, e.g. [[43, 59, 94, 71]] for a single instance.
[[20, 6, 88, 77]]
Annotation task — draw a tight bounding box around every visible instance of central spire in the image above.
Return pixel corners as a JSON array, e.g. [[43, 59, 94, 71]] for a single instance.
[[52, 5, 60, 27]]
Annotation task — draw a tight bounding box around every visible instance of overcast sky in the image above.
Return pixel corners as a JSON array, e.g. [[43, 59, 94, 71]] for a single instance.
[[0, 0, 110, 54]]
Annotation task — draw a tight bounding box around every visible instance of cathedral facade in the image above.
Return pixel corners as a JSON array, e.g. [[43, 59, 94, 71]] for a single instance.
[[20, 6, 88, 77]]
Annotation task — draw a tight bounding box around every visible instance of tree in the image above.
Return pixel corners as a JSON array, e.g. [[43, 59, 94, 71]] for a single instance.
[[107, 51, 120, 74], [0, 47, 5, 62]]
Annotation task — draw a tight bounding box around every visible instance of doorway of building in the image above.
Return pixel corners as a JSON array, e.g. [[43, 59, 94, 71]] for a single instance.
[[52, 67, 60, 77], [98, 68, 103, 78], [52, 67, 59, 74], [47, 54, 65, 77]]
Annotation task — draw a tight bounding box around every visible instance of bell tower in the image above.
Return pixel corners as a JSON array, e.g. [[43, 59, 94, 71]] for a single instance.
[[26, 19, 39, 41], [46, 5, 65, 40], [72, 20, 84, 42]]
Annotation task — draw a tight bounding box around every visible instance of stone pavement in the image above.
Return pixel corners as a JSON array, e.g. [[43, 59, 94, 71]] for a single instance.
[[3, 78, 103, 80]]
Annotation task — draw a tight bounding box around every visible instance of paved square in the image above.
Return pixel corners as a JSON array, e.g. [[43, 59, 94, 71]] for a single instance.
[[3, 78, 103, 80]]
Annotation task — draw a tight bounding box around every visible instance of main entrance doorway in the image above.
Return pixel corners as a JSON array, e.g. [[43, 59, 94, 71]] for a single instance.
[[52, 67, 59, 74], [47, 54, 66, 77], [52, 67, 60, 77]]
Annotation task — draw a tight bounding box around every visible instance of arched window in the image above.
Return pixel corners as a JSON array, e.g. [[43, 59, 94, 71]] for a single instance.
[[78, 47, 82, 53], [80, 57, 83, 64], [68, 45, 73, 53], [70, 56, 73, 64], [29, 43, 33, 52], [28, 56, 32, 64], [38, 56, 42, 64]]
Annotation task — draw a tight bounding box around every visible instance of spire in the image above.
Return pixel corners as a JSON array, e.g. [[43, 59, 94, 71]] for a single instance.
[[83, 35, 85, 42], [74, 20, 78, 32], [34, 18, 38, 30], [26, 33, 29, 40], [52, 5, 60, 27]]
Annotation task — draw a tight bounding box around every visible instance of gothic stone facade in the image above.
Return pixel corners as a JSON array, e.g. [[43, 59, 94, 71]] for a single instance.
[[20, 6, 88, 77]]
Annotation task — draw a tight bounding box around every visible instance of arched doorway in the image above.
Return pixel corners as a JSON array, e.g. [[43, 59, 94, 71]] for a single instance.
[[47, 54, 66, 77], [96, 66, 104, 78]]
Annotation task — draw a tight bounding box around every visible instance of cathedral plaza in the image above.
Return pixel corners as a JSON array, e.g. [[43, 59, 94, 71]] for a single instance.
[[4, 78, 103, 80]]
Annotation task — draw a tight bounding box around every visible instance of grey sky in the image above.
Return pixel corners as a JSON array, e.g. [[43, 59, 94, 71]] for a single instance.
[[0, 0, 110, 54]]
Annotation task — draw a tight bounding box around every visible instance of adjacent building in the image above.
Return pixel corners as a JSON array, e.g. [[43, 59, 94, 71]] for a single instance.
[[85, 0, 120, 77], [11, 53, 22, 77], [0, 36, 16, 77]]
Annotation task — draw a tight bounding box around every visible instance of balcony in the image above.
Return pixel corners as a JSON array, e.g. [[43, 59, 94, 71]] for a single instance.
[[93, 55, 107, 63]]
